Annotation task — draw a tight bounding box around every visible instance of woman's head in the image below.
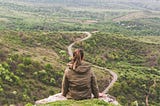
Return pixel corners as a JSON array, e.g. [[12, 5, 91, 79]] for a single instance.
[[73, 49, 84, 60], [69, 49, 84, 70]]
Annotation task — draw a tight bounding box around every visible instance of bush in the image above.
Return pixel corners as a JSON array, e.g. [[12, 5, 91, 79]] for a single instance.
[[23, 58, 32, 65], [0, 50, 7, 61]]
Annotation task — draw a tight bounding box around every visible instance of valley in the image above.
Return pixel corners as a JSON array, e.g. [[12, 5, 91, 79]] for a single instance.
[[0, 0, 160, 106]]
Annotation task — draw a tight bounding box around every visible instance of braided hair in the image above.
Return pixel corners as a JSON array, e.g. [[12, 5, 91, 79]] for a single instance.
[[69, 49, 84, 70]]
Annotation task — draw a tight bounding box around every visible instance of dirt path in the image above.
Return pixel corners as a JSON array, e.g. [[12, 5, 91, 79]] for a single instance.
[[35, 31, 118, 105], [68, 31, 92, 57], [67, 31, 118, 94]]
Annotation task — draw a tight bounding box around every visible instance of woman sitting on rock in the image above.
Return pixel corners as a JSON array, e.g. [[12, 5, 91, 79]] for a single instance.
[[62, 49, 99, 100]]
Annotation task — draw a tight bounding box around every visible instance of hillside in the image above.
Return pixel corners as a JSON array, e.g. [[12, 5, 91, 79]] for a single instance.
[[11, 0, 160, 11], [0, 30, 72, 105], [0, 31, 111, 105], [0, 0, 160, 106], [76, 32, 160, 106], [1, 0, 160, 36]]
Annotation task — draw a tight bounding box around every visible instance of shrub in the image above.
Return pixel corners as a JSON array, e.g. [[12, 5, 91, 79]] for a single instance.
[[23, 58, 32, 65]]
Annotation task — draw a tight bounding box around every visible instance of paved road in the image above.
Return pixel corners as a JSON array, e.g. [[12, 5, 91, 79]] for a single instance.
[[67, 31, 118, 94]]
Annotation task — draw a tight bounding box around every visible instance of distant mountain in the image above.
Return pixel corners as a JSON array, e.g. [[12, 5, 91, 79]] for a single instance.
[[17, 0, 160, 11], [1, 0, 160, 11]]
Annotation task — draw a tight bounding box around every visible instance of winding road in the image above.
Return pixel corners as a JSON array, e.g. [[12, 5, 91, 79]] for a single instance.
[[67, 31, 118, 94], [35, 31, 118, 105]]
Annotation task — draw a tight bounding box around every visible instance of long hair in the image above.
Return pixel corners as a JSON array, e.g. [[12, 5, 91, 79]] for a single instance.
[[69, 49, 84, 70]]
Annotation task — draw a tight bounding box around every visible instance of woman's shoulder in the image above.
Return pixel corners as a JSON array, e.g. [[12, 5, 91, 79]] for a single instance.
[[81, 61, 92, 66], [64, 67, 70, 75]]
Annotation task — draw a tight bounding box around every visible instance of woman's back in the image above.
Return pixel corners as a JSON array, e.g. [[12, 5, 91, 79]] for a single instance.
[[62, 49, 99, 100]]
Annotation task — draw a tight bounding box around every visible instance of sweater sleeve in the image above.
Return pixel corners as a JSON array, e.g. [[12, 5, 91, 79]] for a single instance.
[[91, 71, 99, 98], [61, 68, 69, 96]]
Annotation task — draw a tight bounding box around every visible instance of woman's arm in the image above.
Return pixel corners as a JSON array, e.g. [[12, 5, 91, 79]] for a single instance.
[[61, 69, 69, 96], [91, 71, 99, 98]]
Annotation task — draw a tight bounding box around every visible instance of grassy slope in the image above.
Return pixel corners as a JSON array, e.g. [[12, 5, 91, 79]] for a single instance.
[[0, 0, 160, 106], [35, 99, 116, 106], [128, 34, 160, 45], [0, 30, 111, 105], [0, 31, 70, 105], [1, 0, 160, 36], [76, 32, 160, 106]]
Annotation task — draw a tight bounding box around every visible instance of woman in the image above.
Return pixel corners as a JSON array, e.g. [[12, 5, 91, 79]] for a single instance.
[[61, 49, 99, 100]]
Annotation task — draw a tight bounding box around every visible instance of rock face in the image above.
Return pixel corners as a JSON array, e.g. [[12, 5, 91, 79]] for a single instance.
[[35, 93, 67, 105], [35, 93, 119, 105]]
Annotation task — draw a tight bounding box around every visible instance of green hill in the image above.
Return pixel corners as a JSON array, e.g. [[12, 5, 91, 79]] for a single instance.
[[0, 0, 160, 106], [1, 0, 160, 36], [76, 32, 160, 106], [0, 30, 111, 105], [0, 31, 160, 105], [0, 30, 69, 105]]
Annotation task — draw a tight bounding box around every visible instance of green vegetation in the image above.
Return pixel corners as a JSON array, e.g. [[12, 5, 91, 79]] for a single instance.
[[36, 99, 117, 106], [0, 30, 111, 105], [76, 32, 160, 106], [0, 30, 80, 105], [0, 52, 63, 105], [130, 35, 160, 44], [0, 0, 160, 106], [1, 0, 160, 36]]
